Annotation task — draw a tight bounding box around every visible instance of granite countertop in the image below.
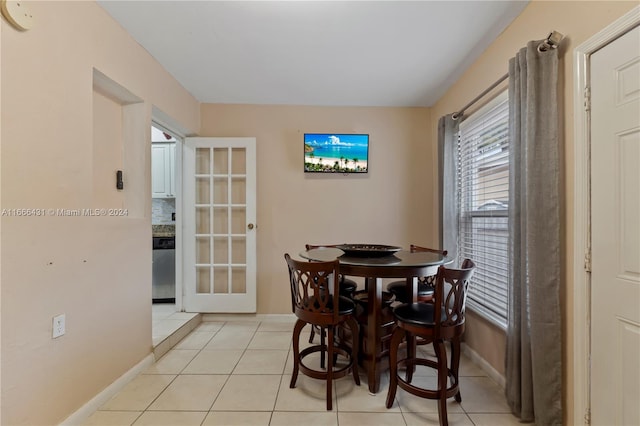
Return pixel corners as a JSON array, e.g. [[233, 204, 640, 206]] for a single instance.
[[152, 224, 175, 237]]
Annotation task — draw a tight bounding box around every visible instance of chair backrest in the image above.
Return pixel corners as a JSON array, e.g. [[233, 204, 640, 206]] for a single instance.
[[434, 259, 475, 332], [284, 253, 341, 324]]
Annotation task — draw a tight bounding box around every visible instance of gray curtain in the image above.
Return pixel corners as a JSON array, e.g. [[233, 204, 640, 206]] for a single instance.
[[505, 40, 562, 425], [438, 115, 459, 258]]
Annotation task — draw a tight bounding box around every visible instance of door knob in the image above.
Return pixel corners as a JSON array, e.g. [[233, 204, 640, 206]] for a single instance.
[[247, 223, 254, 230]]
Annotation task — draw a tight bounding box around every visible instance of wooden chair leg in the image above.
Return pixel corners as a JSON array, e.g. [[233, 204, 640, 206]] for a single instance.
[[386, 327, 405, 408], [326, 326, 334, 410], [434, 339, 449, 426], [309, 325, 316, 343], [450, 338, 462, 403], [320, 327, 326, 369], [405, 331, 416, 383], [346, 317, 360, 386], [290, 319, 306, 388]]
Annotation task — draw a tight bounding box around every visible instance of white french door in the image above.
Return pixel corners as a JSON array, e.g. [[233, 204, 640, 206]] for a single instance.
[[183, 137, 257, 312], [590, 25, 640, 425]]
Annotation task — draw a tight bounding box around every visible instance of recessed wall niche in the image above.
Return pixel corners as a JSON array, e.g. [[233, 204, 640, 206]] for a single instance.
[[92, 69, 145, 218]]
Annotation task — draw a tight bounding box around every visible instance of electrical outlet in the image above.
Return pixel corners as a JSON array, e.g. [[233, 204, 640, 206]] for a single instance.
[[52, 314, 65, 338]]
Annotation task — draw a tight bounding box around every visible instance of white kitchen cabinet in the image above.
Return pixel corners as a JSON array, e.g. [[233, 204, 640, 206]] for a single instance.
[[152, 143, 176, 198]]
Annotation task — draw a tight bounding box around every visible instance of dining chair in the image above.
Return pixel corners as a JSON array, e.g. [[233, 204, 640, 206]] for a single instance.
[[305, 244, 359, 344], [386, 245, 448, 303], [385, 259, 475, 426], [284, 254, 360, 410]]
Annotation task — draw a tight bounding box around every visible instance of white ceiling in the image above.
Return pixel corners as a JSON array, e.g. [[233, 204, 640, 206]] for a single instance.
[[98, 1, 529, 107]]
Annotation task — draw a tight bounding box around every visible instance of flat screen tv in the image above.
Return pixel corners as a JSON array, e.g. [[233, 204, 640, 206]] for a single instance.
[[304, 133, 369, 173]]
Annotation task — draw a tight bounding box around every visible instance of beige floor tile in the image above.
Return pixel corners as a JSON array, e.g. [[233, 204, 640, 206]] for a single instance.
[[204, 330, 255, 350], [257, 321, 295, 332], [211, 375, 281, 411], [248, 331, 292, 350], [457, 377, 510, 413], [396, 346, 483, 378], [275, 374, 336, 411], [195, 321, 225, 332], [88, 319, 513, 426], [467, 413, 523, 425], [147, 374, 227, 411], [174, 331, 216, 349], [182, 350, 244, 374], [202, 411, 272, 425], [284, 344, 336, 374], [458, 353, 488, 377], [284, 350, 295, 375], [270, 411, 338, 426], [83, 410, 141, 426], [417, 343, 437, 357], [403, 412, 474, 426], [393, 376, 464, 414], [100, 375, 175, 411], [338, 412, 406, 426], [221, 321, 260, 331], [145, 349, 199, 374], [233, 349, 288, 374], [166, 312, 199, 320], [152, 304, 178, 319], [132, 411, 207, 425], [335, 372, 400, 413], [399, 362, 438, 378], [152, 319, 188, 337]]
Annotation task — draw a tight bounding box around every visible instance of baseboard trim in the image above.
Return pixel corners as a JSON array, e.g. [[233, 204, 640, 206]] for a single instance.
[[59, 354, 154, 426], [461, 342, 506, 389], [201, 313, 296, 322]]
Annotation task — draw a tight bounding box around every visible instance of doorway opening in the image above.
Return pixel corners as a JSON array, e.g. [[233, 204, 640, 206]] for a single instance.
[[150, 123, 197, 349]]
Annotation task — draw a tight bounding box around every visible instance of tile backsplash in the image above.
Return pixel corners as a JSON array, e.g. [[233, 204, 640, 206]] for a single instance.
[[152, 198, 175, 224]]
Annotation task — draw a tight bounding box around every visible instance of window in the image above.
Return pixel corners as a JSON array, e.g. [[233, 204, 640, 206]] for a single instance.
[[457, 91, 509, 328]]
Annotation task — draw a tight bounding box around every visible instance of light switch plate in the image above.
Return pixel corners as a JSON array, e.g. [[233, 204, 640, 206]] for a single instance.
[[52, 314, 65, 338]]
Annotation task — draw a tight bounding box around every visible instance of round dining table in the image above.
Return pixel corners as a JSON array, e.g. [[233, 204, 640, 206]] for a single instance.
[[300, 246, 451, 394]]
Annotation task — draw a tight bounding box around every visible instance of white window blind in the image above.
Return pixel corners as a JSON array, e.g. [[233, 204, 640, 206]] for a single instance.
[[457, 91, 509, 329]]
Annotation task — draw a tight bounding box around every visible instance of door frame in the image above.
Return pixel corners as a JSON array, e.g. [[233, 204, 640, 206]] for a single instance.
[[572, 6, 640, 424], [152, 107, 190, 312]]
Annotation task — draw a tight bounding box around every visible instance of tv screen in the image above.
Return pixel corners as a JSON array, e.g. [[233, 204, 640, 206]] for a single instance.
[[304, 133, 369, 173]]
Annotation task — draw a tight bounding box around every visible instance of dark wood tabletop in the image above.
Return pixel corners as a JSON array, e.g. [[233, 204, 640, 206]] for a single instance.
[[300, 247, 451, 393]]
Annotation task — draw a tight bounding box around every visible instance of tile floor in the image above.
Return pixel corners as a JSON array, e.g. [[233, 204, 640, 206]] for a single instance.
[[152, 304, 197, 347], [85, 317, 520, 426]]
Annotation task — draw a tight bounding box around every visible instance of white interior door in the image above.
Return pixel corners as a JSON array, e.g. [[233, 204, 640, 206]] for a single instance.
[[183, 137, 257, 312], [590, 25, 640, 425]]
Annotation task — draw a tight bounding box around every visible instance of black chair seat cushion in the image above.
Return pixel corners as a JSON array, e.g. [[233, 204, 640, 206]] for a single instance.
[[339, 277, 358, 296], [324, 295, 356, 315], [386, 280, 434, 302], [392, 302, 446, 327], [337, 295, 356, 315]]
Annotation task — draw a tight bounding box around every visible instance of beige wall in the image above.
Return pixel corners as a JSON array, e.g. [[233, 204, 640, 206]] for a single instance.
[[1, 2, 199, 424], [199, 104, 435, 314], [430, 1, 637, 424], [2, 1, 636, 424]]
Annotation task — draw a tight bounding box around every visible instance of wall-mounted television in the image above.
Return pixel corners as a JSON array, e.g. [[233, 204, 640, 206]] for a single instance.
[[304, 133, 369, 173]]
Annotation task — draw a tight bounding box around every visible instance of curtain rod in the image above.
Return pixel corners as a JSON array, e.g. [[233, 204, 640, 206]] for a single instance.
[[452, 31, 564, 120]]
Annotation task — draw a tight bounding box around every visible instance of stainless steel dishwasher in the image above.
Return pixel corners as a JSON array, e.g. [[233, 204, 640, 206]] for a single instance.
[[152, 236, 175, 303]]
